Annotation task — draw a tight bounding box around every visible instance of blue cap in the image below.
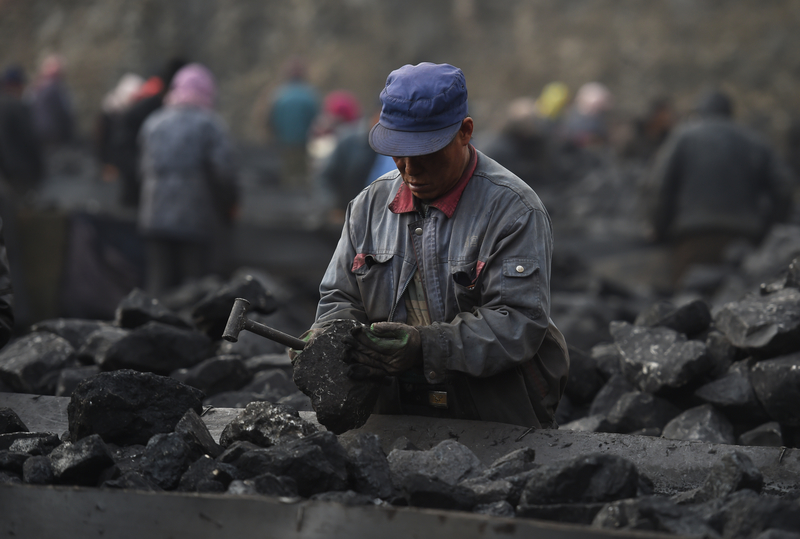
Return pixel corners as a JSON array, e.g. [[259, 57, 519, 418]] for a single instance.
[[369, 63, 468, 157]]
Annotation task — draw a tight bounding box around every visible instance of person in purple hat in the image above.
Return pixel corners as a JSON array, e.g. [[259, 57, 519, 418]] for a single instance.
[[305, 63, 569, 429]]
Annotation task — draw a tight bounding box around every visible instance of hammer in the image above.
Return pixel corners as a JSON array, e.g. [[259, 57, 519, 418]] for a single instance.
[[222, 297, 306, 350]]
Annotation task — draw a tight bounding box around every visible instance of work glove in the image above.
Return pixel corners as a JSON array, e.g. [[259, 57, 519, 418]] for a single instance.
[[288, 327, 324, 362], [344, 322, 422, 381]]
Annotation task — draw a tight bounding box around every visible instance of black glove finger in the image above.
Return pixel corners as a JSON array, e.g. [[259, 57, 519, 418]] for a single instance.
[[347, 364, 388, 381]]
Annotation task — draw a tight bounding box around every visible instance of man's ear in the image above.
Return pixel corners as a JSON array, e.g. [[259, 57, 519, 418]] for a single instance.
[[459, 117, 474, 144]]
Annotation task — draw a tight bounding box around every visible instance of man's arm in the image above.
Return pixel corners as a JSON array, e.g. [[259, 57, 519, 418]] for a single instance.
[[313, 201, 370, 327], [419, 206, 553, 385]]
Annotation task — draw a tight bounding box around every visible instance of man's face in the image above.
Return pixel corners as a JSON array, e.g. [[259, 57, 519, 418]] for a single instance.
[[392, 118, 473, 201]]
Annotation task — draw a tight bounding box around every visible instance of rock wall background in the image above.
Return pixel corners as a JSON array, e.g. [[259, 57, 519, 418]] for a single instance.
[[2, 0, 800, 145]]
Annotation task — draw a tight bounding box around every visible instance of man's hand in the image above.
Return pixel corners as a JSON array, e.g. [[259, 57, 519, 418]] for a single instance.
[[288, 327, 324, 362], [345, 322, 422, 380]]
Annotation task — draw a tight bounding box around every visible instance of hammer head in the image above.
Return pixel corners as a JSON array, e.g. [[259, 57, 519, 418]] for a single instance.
[[222, 297, 252, 342]]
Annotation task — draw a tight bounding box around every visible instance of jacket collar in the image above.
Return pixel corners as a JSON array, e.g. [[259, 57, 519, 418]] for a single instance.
[[388, 145, 477, 218]]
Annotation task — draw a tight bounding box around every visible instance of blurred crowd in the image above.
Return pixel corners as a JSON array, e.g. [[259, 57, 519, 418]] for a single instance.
[[0, 53, 798, 329]]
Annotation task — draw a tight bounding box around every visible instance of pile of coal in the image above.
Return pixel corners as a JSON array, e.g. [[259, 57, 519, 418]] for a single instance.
[[0, 271, 313, 413], [292, 319, 383, 434], [558, 254, 800, 449], [4, 385, 796, 539]]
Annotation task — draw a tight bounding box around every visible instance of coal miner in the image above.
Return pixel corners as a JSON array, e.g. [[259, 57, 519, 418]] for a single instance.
[[308, 63, 569, 429]]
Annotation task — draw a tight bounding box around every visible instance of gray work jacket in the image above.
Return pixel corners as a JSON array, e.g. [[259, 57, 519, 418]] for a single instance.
[[314, 149, 569, 428]]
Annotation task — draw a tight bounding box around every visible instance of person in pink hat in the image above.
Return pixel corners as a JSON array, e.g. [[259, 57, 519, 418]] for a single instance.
[[138, 63, 239, 296]]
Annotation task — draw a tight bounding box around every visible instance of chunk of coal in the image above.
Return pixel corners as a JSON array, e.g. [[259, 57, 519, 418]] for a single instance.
[[0, 432, 59, 451], [715, 288, 800, 358], [100, 321, 214, 375], [604, 391, 681, 434], [204, 391, 266, 409], [174, 408, 222, 459], [589, 374, 635, 417], [102, 471, 162, 491], [76, 326, 129, 365], [241, 369, 297, 401], [277, 392, 313, 412], [292, 319, 383, 434], [389, 436, 420, 452], [107, 444, 146, 475], [458, 477, 513, 506], [138, 432, 194, 490], [310, 490, 377, 506], [695, 359, 768, 423], [591, 343, 622, 380], [0, 470, 21, 484], [217, 441, 261, 464], [661, 404, 735, 444], [517, 502, 606, 524], [400, 473, 477, 511], [9, 433, 60, 455], [635, 299, 712, 337], [785, 257, 800, 289], [480, 447, 537, 481], [227, 473, 298, 497], [693, 489, 800, 539], [564, 346, 605, 405], [30, 318, 108, 349], [231, 433, 350, 497], [171, 355, 252, 396], [48, 434, 115, 486], [561, 415, 611, 433], [473, 500, 515, 518], [739, 422, 783, 447], [673, 450, 763, 505], [388, 439, 485, 489], [0, 450, 28, 474], [705, 330, 739, 378], [244, 354, 292, 375], [55, 365, 100, 397], [0, 332, 75, 393], [177, 455, 239, 492], [611, 321, 713, 393], [218, 401, 318, 449], [517, 453, 638, 506], [0, 407, 28, 434], [22, 455, 54, 484], [751, 353, 800, 426], [115, 288, 192, 330], [340, 432, 394, 499], [68, 369, 204, 445], [592, 496, 717, 537], [191, 274, 279, 340]]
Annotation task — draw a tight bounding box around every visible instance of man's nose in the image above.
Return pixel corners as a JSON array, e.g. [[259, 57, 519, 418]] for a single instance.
[[400, 156, 423, 175]]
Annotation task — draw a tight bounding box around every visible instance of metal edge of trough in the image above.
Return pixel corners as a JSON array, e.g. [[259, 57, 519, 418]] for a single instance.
[[0, 483, 677, 539]]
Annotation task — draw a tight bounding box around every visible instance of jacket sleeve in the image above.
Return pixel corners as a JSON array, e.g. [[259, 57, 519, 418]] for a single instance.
[[418, 206, 554, 384], [313, 201, 370, 327]]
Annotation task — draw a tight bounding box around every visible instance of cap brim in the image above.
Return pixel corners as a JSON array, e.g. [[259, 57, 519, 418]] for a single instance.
[[369, 120, 462, 157]]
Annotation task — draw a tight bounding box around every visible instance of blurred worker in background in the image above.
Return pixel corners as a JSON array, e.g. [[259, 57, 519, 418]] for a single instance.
[[0, 65, 44, 197], [307, 90, 362, 172], [650, 90, 795, 286], [561, 82, 613, 149], [138, 63, 239, 297], [27, 55, 75, 148], [621, 96, 676, 163], [94, 73, 144, 192], [307, 62, 569, 428], [115, 58, 188, 208], [267, 57, 319, 191]]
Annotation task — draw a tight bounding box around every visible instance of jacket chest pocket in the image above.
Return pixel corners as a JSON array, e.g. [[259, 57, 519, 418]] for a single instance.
[[352, 253, 395, 321], [450, 260, 482, 314]]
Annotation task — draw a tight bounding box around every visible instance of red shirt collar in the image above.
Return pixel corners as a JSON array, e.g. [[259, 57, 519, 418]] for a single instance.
[[388, 145, 478, 218]]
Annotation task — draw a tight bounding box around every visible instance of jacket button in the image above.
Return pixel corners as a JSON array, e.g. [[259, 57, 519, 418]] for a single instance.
[[415, 228, 423, 236], [516, 265, 525, 273], [429, 371, 436, 378]]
